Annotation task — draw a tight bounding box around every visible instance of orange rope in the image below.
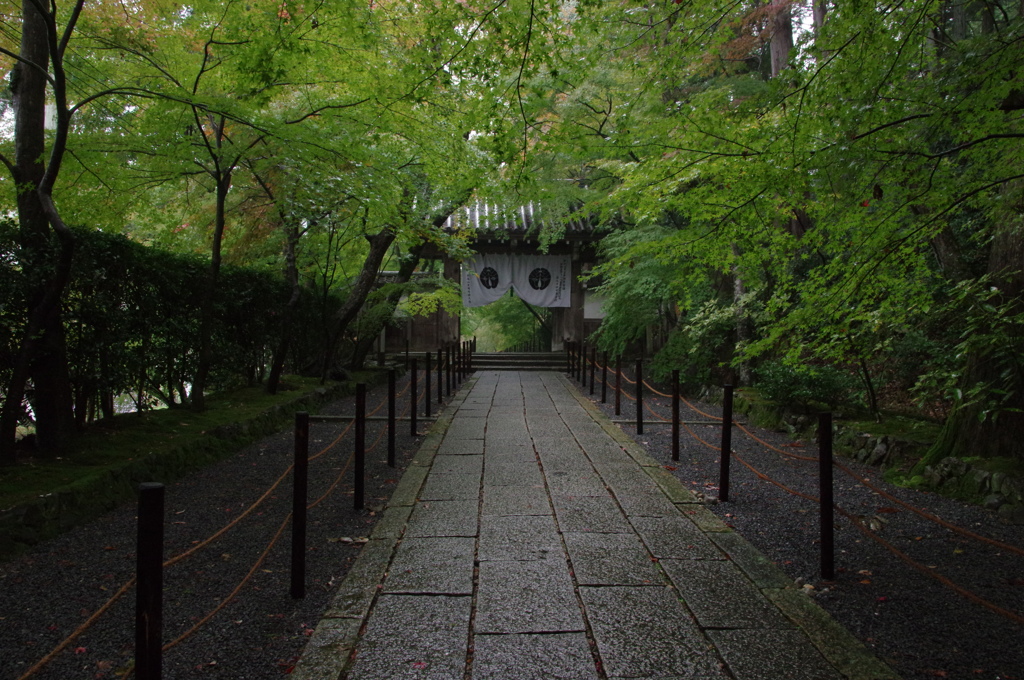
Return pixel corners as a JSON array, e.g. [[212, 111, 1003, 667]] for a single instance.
[[730, 452, 1024, 625], [16, 379, 402, 678], [683, 422, 721, 451], [681, 395, 722, 421], [308, 451, 357, 510], [161, 514, 293, 653], [15, 577, 136, 680], [642, 379, 673, 399], [834, 460, 1024, 559], [644, 400, 672, 422], [731, 422, 1024, 558]]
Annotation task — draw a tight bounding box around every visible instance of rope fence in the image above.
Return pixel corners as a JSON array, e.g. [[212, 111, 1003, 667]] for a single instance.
[[16, 362, 450, 680]]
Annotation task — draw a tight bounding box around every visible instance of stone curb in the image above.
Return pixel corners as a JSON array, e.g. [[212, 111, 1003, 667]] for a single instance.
[[557, 372, 900, 680], [289, 377, 478, 680]]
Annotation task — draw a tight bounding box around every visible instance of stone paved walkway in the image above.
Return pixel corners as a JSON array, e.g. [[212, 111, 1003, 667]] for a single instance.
[[292, 371, 897, 680]]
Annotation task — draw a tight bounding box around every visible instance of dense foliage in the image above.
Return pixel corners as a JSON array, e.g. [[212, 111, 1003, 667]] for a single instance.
[[2, 0, 1022, 465], [0, 220, 338, 422], [510, 0, 1024, 462]]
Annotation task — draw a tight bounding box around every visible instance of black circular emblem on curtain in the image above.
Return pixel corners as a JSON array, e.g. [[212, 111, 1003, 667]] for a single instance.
[[528, 267, 551, 290], [480, 267, 500, 289]]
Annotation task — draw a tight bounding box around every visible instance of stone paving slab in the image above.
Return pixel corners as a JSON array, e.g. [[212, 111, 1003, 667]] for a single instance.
[[437, 438, 484, 455], [475, 558, 583, 633], [629, 515, 725, 560], [419, 472, 482, 501], [292, 371, 898, 680], [707, 628, 844, 680], [660, 557, 794, 629], [580, 585, 728, 679], [473, 633, 598, 680], [550, 493, 633, 533], [544, 468, 608, 496], [429, 454, 483, 476], [405, 499, 479, 537], [563, 532, 663, 586], [346, 594, 471, 680], [481, 484, 550, 515], [481, 458, 545, 486], [478, 514, 562, 561], [383, 536, 475, 594]]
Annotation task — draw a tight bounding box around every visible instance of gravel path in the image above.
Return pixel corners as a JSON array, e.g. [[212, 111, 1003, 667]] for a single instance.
[[574, 370, 1024, 680], [0, 374, 435, 680], [2, 369, 1022, 680]]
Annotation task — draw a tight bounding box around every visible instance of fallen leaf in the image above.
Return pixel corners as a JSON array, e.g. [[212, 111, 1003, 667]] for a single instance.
[[412, 661, 428, 669], [75, 646, 87, 654]]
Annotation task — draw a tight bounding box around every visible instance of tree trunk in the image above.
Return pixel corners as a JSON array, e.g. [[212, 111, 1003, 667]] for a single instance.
[[267, 218, 302, 394], [0, 0, 76, 461], [926, 215, 1024, 464], [812, 1, 827, 35], [347, 242, 427, 370], [320, 228, 398, 379], [769, 0, 794, 78], [192, 170, 231, 411]]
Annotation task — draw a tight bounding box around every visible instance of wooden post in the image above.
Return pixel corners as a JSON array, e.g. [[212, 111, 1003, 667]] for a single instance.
[[719, 385, 733, 502], [136, 483, 165, 679], [355, 384, 366, 510], [820, 412, 835, 580], [635, 359, 644, 435], [410, 359, 418, 437], [672, 370, 680, 462], [291, 413, 308, 599], [387, 370, 396, 468]]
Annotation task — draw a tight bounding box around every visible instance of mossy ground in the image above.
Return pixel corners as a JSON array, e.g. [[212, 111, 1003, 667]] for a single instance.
[[0, 372, 384, 559]]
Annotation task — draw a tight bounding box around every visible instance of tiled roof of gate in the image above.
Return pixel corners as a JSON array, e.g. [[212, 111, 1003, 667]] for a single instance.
[[443, 202, 593, 237]]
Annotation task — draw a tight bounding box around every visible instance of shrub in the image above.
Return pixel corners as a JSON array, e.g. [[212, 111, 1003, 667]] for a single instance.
[[755, 361, 859, 410]]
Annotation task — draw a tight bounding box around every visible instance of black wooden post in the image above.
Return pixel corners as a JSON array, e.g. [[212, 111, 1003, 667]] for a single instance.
[[635, 359, 644, 435], [589, 346, 596, 395], [601, 351, 608, 404], [719, 385, 734, 502], [672, 369, 680, 462], [566, 341, 572, 373], [136, 482, 164, 680], [410, 358, 418, 437], [387, 370, 396, 468], [424, 352, 431, 419], [291, 412, 308, 599], [355, 384, 366, 510], [615, 356, 622, 416], [819, 412, 835, 580], [437, 347, 443, 405], [446, 344, 452, 396]]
